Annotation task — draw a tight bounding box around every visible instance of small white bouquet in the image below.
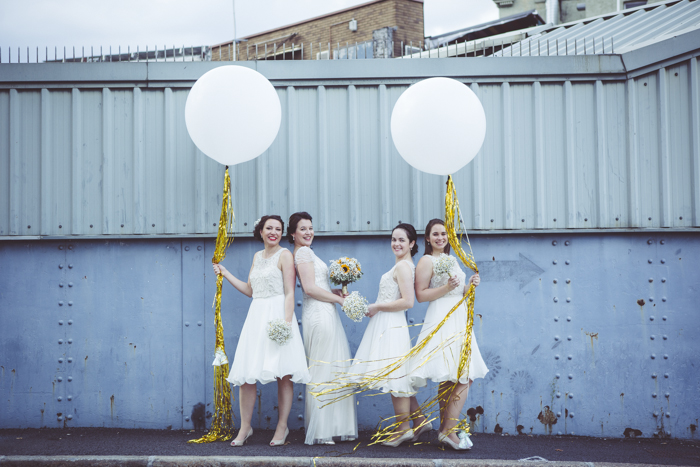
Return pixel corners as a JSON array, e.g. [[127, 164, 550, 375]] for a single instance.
[[267, 319, 292, 345], [342, 291, 369, 322], [329, 256, 363, 295], [434, 253, 458, 278]]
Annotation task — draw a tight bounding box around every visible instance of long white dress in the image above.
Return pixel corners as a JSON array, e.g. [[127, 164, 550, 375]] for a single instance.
[[409, 254, 488, 387], [349, 259, 416, 397], [227, 248, 311, 386], [295, 246, 358, 445]]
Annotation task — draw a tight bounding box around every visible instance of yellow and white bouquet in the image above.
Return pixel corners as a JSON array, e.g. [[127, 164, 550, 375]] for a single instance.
[[434, 253, 458, 278], [342, 291, 369, 322], [329, 256, 363, 295], [267, 319, 292, 345]]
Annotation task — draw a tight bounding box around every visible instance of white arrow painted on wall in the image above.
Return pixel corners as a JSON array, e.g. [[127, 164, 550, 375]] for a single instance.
[[477, 253, 544, 289]]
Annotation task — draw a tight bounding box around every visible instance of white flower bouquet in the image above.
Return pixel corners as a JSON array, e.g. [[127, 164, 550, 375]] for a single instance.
[[267, 318, 292, 345], [329, 256, 363, 295], [342, 291, 369, 322], [433, 253, 458, 278]]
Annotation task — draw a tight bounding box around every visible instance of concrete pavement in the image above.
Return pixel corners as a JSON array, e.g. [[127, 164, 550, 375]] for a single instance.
[[1, 429, 698, 466]]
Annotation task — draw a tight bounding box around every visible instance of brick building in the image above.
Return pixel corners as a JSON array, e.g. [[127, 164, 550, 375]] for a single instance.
[[211, 0, 424, 61]]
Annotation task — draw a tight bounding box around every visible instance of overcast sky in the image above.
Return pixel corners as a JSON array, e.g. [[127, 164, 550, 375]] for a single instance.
[[0, 0, 497, 62]]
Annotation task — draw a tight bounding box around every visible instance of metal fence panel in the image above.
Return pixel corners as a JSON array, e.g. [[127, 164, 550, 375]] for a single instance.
[[1, 57, 700, 237]]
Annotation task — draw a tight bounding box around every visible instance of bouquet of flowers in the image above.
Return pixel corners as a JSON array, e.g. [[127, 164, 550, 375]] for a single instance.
[[342, 291, 369, 322], [433, 253, 458, 278], [267, 319, 292, 346], [329, 256, 363, 295]]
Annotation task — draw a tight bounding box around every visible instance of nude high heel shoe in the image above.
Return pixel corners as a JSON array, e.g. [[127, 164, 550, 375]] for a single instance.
[[411, 422, 434, 442], [270, 427, 289, 446], [438, 431, 472, 450], [381, 429, 414, 447], [230, 428, 253, 447]]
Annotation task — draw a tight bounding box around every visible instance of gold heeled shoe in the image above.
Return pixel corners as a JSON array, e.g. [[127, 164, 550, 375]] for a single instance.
[[270, 427, 289, 446], [230, 428, 253, 447], [381, 429, 414, 447]]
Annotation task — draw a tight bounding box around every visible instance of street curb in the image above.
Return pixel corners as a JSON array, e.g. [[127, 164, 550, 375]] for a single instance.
[[0, 456, 683, 467]]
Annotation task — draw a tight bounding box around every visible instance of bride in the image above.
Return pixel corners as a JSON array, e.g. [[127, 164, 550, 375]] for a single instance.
[[288, 212, 358, 445]]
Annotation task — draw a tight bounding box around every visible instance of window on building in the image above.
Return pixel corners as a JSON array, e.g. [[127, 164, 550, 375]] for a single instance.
[[624, 0, 647, 8], [317, 41, 374, 60]]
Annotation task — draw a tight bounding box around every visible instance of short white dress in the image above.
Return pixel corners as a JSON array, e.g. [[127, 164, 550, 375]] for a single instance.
[[409, 254, 488, 387], [349, 259, 416, 397], [295, 246, 358, 445], [227, 248, 311, 386]]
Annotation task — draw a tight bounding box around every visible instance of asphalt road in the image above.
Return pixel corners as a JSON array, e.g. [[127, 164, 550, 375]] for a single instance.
[[1, 429, 699, 465]]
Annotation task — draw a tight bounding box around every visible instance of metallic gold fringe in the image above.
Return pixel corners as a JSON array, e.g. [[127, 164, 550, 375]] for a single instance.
[[188, 167, 235, 444], [311, 175, 479, 444]]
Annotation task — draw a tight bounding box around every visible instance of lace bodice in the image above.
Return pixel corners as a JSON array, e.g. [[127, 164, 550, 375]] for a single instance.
[[250, 248, 285, 299], [294, 246, 332, 295], [428, 254, 466, 296], [376, 260, 415, 304]]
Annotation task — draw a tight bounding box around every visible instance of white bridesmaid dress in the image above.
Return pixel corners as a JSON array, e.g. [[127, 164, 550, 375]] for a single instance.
[[295, 246, 358, 445], [349, 259, 416, 397], [409, 254, 488, 388], [227, 248, 311, 386]]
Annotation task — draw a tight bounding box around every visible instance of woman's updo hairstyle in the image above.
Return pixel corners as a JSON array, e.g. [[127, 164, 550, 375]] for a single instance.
[[392, 223, 419, 257], [286, 212, 312, 244], [424, 218, 450, 256], [253, 215, 285, 243]]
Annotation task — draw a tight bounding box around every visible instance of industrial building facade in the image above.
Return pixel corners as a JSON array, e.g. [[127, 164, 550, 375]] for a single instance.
[[211, 0, 424, 61]]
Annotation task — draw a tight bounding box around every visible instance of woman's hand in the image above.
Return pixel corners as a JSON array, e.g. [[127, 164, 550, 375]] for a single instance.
[[332, 288, 347, 297], [447, 275, 460, 290], [469, 274, 481, 287], [366, 303, 379, 318], [213, 263, 227, 275]]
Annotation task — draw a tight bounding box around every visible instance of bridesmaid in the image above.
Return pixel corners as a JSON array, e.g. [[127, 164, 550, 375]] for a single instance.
[[288, 212, 358, 445], [410, 218, 488, 450], [214, 215, 310, 447], [349, 223, 426, 447]]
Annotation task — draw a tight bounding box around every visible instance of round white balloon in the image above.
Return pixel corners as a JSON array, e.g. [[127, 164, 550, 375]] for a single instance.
[[185, 66, 281, 166], [390, 77, 486, 175]]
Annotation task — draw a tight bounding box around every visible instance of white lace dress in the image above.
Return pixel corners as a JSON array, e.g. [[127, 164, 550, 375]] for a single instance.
[[409, 254, 488, 387], [226, 248, 310, 386], [295, 246, 358, 445], [348, 259, 416, 397]]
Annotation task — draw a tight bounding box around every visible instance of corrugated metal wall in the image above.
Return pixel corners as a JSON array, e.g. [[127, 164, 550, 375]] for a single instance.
[[1, 56, 699, 238]]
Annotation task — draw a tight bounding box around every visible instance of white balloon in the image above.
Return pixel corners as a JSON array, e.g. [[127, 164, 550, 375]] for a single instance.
[[185, 66, 281, 166], [390, 77, 486, 176]]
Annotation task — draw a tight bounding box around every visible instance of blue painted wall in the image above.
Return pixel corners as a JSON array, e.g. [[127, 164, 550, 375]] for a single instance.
[[1, 232, 697, 438]]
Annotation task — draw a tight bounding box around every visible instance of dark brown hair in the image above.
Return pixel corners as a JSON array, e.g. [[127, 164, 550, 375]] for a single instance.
[[393, 223, 418, 257], [253, 215, 285, 243], [287, 212, 312, 244], [424, 218, 451, 256]]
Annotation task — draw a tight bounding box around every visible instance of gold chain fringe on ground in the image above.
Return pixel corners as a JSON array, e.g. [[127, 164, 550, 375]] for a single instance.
[[310, 175, 478, 445], [188, 167, 235, 443]]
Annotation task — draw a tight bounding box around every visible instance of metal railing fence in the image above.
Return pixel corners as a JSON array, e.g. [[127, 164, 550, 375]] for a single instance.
[[0, 36, 617, 63]]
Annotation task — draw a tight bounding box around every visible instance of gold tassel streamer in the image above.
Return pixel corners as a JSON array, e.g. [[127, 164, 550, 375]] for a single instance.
[[441, 174, 478, 437], [311, 175, 479, 443], [188, 167, 235, 444]]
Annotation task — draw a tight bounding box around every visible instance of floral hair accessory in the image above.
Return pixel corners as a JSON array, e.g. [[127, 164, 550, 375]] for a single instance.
[[253, 218, 261, 228]]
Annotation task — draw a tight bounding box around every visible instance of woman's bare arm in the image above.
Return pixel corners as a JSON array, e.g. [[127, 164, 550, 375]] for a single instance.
[[279, 250, 297, 323], [213, 261, 254, 298]]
